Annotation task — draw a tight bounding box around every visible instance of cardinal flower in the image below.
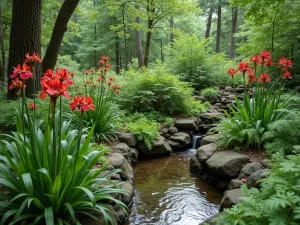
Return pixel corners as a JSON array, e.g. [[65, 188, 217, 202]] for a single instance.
[[283, 71, 292, 79], [258, 74, 271, 84], [227, 68, 237, 77], [237, 62, 250, 73], [24, 52, 42, 65], [70, 96, 95, 113], [10, 63, 33, 80], [247, 70, 256, 83], [29, 103, 38, 111], [56, 68, 74, 85], [278, 58, 292, 71], [9, 77, 24, 90], [40, 78, 70, 103], [250, 55, 261, 66], [259, 51, 273, 67]]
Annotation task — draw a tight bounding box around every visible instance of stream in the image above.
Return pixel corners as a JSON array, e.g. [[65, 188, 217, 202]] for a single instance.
[[124, 148, 222, 225]]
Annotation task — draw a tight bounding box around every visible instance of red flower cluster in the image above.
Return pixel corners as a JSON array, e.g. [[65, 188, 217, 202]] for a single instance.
[[24, 52, 42, 65], [10, 63, 33, 80], [278, 57, 293, 79], [98, 56, 111, 72], [29, 103, 37, 111], [258, 73, 271, 85], [70, 96, 95, 113], [249, 51, 273, 67], [247, 70, 256, 83], [9, 77, 24, 90], [237, 62, 251, 73], [40, 68, 73, 103], [227, 68, 237, 77]]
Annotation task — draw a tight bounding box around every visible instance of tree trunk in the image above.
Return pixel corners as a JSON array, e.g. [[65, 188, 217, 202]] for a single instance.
[[115, 35, 120, 74], [7, 0, 42, 99], [215, 6, 222, 53], [122, 5, 128, 69], [0, 5, 6, 84], [229, 8, 238, 59], [205, 8, 213, 39], [143, 19, 153, 67], [42, 0, 80, 72], [135, 4, 144, 68], [170, 16, 175, 47]]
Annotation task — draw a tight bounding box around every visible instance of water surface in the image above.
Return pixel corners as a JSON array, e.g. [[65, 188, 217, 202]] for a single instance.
[[125, 149, 222, 225]]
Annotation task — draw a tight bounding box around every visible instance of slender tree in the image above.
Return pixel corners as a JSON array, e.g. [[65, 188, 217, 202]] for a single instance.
[[215, 5, 222, 53], [229, 7, 238, 59], [7, 0, 42, 99], [170, 16, 175, 47], [205, 8, 213, 39], [135, 4, 144, 68], [42, 0, 80, 72]]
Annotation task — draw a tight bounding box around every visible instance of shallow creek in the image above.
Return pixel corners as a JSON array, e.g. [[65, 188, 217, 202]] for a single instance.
[[124, 149, 222, 225]]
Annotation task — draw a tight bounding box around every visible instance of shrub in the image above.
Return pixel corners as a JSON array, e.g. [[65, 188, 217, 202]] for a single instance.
[[201, 87, 219, 99], [125, 117, 160, 150], [166, 33, 242, 90], [117, 63, 209, 116], [215, 154, 300, 225], [217, 51, 293, 148]]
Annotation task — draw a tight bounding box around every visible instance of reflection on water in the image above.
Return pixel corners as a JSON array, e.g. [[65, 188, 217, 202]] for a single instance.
[[124, 149, 222, 225]]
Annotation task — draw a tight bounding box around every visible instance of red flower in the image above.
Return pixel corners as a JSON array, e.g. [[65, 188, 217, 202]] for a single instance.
[[237, 62, 250, 73], [278, 57, 292, 71], [29, 103, 38, 111], [70, 96, 95, 113], [259, 51, 273, 67], [115, 89, 120, 94], [227, 68, 237, 77], [283, 71, 292, 79], [107, 81, 112, 86], [247, 70, 256, 83], [10, 63, 33, 80], [250, 55, 261, 66], [258, 74, 271, 84], [24, 52, 42, 65], [42, 69, 56, 80], [40, 78, 70, 101], [56, 68, 74, 85], [112, 84, 120, 90], [9, 78, 24, 90]]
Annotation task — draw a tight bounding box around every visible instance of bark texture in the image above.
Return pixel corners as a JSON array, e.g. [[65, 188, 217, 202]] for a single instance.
[[42, 0, 80, 72], [0, 5, 6, 83], [170, 16, 175, 47], [229, 8, 238, 59], [7, 0, 42, 99], [135, 4, 144, 68], [205, 8, 213, 39]]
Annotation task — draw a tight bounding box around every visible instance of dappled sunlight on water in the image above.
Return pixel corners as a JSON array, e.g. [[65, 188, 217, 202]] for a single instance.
[[124, 149, 222, 225]]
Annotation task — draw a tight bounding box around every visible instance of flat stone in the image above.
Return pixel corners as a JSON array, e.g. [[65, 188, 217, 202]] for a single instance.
[[238, 162, 263, 179], [206, 151, 250, 178], [174, 119, 196, 130], [119, 133, 137, 147], [197, 143, 218, 165], [170, 132, 191, 144], [228, 179, 244, 190], [161, 128, 169, 134], [200, 135, 219, 146], [219, 188, 243, 212]]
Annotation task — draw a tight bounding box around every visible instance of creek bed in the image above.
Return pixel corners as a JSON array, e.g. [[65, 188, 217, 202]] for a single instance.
[[124, 149, 222, 225]]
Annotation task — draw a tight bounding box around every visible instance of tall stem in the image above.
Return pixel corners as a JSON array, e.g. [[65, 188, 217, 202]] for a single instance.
[[51, 100, 57, 177], [21, 86, 26, 145], [57, 97, 62, 174]]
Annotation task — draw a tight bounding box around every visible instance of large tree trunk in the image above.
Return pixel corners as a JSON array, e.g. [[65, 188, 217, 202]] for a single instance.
[[115, 35, 120, 74], [205, 8, 213, 39], [42, 0, 80, 72], [7, 0, 42, 99], [215, 6, 222, 53], [170, 16, 175, 47], [135, 5, 144, 68], [0, 5, 6, 84], [229, 8, 238, 59], [143, 19, 153, 67]]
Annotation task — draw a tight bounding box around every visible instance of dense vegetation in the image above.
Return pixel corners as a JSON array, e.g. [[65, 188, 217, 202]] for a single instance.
[[1, 0, 300, 224]]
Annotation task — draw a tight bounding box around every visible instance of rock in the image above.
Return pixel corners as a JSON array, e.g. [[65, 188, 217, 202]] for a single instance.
[[129, 148, 139, 165], [120, 181, 134, 206], [82, 206, 118, 225], [174, 119, 196, 130], [238, 162, 263, 179], [161, 128, 169, 134], [112, 142, 131, 162], [247, 169, 269, 189], [164, 134, 171, 139], [116, 209, 126, 223], [99, 170, 121, 181], [228, 179, 244, 190], [137, 136, 172, 158], [190, 152, 204, 174], [219, 189, 243, 212], [260, 159, 271, 169], [107, 153, 134, 184], [168, 132, 191, 151], [200, 134, 219, 146], [200, 112, 224, 124], [206, 151, 250, 178], [197, 143, 218, 165], [119, 133, 137, 147], [224, 86, 233, 92], [168, 126, 178, 135], [198, 124, 210, 133]]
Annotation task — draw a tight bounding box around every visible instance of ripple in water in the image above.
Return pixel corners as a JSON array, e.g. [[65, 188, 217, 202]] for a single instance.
[[124, 150, 222, 225]]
